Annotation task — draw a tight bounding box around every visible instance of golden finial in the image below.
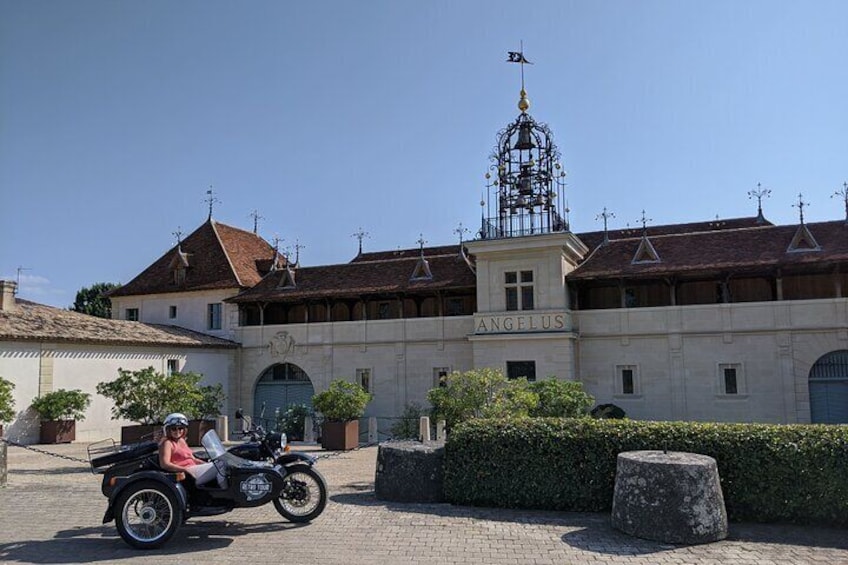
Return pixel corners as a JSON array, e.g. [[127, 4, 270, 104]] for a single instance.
[[518, 88, 530, 113]]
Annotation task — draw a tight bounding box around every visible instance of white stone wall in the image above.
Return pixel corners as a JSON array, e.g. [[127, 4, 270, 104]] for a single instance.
[[0, 340, 235, 444], [111, 288, 240, 339]]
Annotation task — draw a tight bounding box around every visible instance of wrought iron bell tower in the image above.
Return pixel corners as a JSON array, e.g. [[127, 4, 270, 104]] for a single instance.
[[480, 75, 568, 239]]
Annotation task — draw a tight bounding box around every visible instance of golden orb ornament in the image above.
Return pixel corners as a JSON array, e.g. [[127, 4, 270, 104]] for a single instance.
[[518, 88, 530, 113]]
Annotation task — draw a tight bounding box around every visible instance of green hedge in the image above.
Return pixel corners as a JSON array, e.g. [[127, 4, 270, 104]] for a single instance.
[[444, 418, 848, 527]]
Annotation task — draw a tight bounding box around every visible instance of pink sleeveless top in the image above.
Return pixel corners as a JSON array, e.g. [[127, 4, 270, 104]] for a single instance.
[[166, 439, 196, 467]]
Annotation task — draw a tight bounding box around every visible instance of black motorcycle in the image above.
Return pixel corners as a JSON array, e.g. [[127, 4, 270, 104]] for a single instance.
[[89, 428, 328, 549]]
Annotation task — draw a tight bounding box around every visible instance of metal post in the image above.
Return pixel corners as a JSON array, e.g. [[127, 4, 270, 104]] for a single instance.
[[216, 415, 228, 443], [368, 417, 378, 443], [419, 416, 431, 442], [436, 420, 446, 441], [304, 416, 315, 443], [0, 441, 7, 487]]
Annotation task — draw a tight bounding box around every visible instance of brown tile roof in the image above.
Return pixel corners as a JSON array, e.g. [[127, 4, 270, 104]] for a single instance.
[[0, 299, 238, 348], [576, 216, 770, 250], [229, 246, 476, 303], [111, 220, 284, 297], [568, 220, 848, 281]]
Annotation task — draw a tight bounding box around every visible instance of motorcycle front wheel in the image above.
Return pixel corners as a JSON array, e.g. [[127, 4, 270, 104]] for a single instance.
[[114, 479, 182, 549], [273, 464, 328, 522]]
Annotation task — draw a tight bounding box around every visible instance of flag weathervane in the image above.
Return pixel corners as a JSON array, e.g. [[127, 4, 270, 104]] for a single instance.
[[507, 41, 532, 112]]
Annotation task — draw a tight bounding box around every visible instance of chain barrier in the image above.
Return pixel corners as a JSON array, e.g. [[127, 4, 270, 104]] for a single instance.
[[0, 436, 90, 465]]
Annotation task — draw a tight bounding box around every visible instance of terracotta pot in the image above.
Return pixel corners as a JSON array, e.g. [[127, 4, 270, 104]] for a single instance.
[[321, 420, 359, 451], [40, 420, 75, 444], [187, 419, 217, 446], [120, 424, 159, 445]]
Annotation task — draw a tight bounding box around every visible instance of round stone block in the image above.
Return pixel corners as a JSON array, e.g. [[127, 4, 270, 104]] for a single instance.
[[611, 450, 728, 545], [375, 440, 445, 503]]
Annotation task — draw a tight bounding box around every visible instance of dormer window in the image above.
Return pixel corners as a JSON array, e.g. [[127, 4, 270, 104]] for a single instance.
[[787, 224, 821, 253], [632, 237, 661, 264]]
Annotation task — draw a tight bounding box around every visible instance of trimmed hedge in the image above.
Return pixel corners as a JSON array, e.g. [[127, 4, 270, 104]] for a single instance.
[[444, 418, 848, 527]]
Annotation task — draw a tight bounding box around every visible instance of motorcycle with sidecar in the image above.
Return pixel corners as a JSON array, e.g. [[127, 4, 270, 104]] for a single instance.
[[89, 429, 327, 549]]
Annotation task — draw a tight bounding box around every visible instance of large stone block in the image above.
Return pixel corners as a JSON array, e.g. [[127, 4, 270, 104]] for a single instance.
[[375, 440, 445, 503], [611, 450, 728, 545]]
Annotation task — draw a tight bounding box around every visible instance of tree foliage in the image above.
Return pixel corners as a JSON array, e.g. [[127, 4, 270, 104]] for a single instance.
[[427, 368, 537, 429], [70, 282, 120, 318], [0, 376, 15, 424], [96, 367, 206, 424], [529, 378, 594, 418], [30, 389, 91, 421], [311, 379, 372, 422]]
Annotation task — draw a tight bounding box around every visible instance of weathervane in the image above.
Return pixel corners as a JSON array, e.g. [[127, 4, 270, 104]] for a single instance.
[[639, 210, 653, 235], [249, 209, 265, 234], [172, 226, 184, 245], [507, 42, 532, 113], [293, 239, 305, 266], [352, 227, 370, 255], [204, 186, 221, 220], [453, 222, 469, 245], [792, 193, 808, 224], [748, 182, 771, 224], [596, 207, 615, 244], [416, 234, 427, 257], [832, 181, 848, 223]]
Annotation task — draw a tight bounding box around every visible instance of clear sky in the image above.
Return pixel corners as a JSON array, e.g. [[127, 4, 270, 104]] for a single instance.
[[2, 1, 847, 308]]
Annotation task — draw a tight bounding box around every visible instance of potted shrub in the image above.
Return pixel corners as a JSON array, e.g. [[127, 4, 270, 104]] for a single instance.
[[312, 379, 371, 450], [186, 383, 225, 446], [96, 367, 204, 444], [0, 376, 15, 438], [30, 389, 91, 444], [276, 403, 313, 442]]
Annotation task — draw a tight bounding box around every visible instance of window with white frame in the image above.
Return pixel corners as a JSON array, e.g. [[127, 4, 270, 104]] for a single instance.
[[208, 303, 222, 330], [505, 270, 534, 311], [125, 308, 139, 321], [616, 365, 639, 395], [167, 359, 180, 376], [356, 368, 372, 393], [718, 363, 744, 395], [433, 367, 451, 388]]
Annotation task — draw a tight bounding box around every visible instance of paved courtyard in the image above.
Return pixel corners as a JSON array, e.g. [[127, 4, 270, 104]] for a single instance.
[[1, 441, 847, 564]]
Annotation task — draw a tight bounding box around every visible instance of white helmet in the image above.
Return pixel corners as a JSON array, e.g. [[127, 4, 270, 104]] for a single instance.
[[163, 412, 189, 435]]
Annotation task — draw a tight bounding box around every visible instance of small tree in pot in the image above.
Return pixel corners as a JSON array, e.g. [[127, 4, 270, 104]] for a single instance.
[[30, 389, 91, 444], [0, 376, 16, 438], [186, 383, 226, 446], [96, 367, 204, 444], [312, 379, 371, 450]]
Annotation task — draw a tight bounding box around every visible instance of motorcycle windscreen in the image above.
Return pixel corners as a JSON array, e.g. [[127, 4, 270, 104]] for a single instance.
[[201, 429, 227, 460]]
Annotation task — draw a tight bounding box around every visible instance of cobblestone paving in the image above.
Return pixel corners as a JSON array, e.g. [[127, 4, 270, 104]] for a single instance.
[[1, 442, 847, 564]]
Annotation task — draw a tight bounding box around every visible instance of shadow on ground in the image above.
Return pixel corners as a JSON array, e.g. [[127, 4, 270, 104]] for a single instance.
[[331, 490, 848, 554], [0, 520, 311, 564]]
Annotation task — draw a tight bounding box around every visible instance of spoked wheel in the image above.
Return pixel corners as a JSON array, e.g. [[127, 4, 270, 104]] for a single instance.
[[273, 464, 328, 522], [114, 480, 182, 549]]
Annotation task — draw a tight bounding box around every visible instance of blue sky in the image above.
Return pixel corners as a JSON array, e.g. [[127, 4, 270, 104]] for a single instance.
[[2, 1, 847, 308]]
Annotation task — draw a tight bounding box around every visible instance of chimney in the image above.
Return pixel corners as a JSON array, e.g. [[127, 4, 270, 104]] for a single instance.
[[0, 280, 17, 313]]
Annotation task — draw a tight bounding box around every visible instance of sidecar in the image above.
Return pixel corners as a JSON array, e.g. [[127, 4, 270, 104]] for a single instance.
[[89, 430, 290, 549]]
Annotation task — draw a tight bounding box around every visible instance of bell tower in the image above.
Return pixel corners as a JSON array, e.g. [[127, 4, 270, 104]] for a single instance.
[[466, 49, 588, 382]]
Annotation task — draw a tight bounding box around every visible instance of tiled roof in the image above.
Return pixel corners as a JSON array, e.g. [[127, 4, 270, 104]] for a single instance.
[[0, 299, 238, 348], [111, 219, 283, 297], [568, 220, 848, 281], [229, 246, 476, 303], [575, 216, 770, 250]]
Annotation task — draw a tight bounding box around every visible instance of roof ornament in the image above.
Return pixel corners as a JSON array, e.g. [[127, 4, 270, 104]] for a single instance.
[[793, 193, 808, 225], [204, 186, 221, 220], [249, 209, 264, 234], [352, 227, 370, 256], [454, 222, 469, 246], [747, 183, 771, 224], [410, 234, 433, 280], [639, 210, 653, 236], [832, 181, 848, 224], [596, 207, 615, 245], [632, 210, 660, 264], [480, 46, 566, 240], [271, 235, 283, 271], [293, 239, 305, 268], [172, 227, 184, 246]]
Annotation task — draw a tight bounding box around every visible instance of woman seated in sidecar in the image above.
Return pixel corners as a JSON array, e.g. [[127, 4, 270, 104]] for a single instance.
[[158, 413, 227, 488]]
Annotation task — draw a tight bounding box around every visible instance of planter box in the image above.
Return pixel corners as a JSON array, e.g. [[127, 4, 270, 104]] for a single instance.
[[321, 420, 359, 451], [187, 419, 217, 446], [40, 420, 76, 444], [121, 424, 159, 445]]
